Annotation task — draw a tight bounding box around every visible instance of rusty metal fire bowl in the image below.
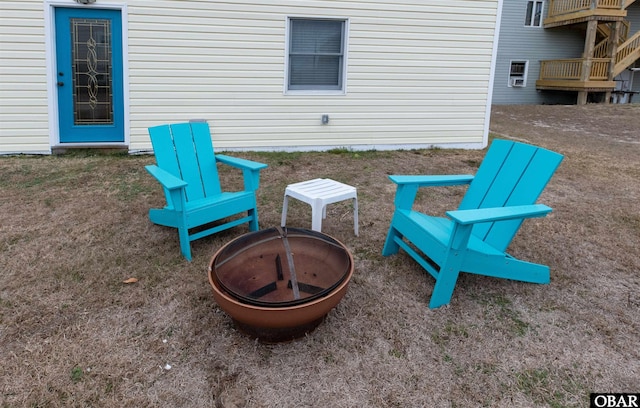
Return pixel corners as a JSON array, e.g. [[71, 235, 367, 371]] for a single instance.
[[208, 227, 354, 342]]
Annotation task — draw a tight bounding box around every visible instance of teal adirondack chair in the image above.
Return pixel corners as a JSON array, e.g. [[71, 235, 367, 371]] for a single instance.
[[145, 122, 268, 261], [382, 139, 563, 308]]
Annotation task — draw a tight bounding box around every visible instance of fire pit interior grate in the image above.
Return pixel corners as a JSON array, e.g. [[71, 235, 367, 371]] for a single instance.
[[213, 227, 352, 308]]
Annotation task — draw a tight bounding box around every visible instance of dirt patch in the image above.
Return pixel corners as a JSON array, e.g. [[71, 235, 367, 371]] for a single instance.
[[1, 104, 638, 407], [491, 103, 640, 146]]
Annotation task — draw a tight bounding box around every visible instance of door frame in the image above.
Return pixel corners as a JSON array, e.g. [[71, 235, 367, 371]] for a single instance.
[[45, 0, 129, 150]]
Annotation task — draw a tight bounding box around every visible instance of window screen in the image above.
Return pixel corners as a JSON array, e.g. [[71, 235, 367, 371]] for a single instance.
[[288, 19, 345, 91], [510, 62, 527, 76]]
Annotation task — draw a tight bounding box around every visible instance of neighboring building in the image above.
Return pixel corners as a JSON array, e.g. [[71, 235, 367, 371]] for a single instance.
[[1, 0, 502, 154], [493, 0, 640, 105]]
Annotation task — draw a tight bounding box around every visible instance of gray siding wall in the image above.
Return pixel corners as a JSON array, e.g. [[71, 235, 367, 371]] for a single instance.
[[631, 59, 640, 93]]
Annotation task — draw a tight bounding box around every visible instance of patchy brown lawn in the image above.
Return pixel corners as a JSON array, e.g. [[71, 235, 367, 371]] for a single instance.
[[1, 104, 639, 407]]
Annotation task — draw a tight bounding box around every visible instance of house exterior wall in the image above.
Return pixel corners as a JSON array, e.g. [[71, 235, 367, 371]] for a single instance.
[[631, 59, 640, 94], [492, 0, 585, 105], [624, 4, 640, 94], [493, 1, 640, 105], [0, 2, 51, 153], [0, 0, 502, 154]]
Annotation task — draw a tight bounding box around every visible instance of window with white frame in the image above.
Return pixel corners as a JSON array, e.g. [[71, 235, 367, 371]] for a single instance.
[[285, 18, 347, 93], [508, 61, 528, 87], [525, 1, 544, 27]]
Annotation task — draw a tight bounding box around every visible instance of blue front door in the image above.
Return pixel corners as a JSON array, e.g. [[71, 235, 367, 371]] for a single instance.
[[55, 8, 124, 143]]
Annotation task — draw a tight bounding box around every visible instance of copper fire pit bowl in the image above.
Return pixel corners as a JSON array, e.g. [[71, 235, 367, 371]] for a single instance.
[[208, 227, 354, 342]]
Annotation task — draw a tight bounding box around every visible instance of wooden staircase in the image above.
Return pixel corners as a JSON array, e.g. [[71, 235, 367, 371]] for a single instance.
[[593, 21, 628, 58], [536, 0, 640, 103], [614, 30, 640, 75]]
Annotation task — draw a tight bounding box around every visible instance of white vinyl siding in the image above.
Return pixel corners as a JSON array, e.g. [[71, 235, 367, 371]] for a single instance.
[[126, 0, 498, 150], [1, 0, 501, 153], [0, 2, 50, 154]]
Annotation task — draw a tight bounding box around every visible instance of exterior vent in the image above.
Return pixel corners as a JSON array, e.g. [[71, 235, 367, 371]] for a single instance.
[[510, 78, 525, 87]]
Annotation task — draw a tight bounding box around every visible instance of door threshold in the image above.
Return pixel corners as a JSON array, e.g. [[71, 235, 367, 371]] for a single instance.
[[52, 145, 129, 155]]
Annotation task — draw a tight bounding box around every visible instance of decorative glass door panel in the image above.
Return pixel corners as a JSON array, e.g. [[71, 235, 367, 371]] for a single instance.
[[72, 18, 113, 124], [55, 8, 124, 143]]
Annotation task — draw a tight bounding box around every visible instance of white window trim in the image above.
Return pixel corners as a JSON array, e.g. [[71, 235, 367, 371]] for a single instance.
[[524, 0, 545, 28], [283, 16, 349, 96], [508, 60, 529, 88]]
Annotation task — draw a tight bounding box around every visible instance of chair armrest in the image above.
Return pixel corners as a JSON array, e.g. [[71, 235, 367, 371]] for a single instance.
[[389, 175, 474, 210], [145, 165, 187, 190], [446, 204, 552, 225], [389, 174, 474, 187], [215, 154, 268, 191], [215, 154, 268, 171]]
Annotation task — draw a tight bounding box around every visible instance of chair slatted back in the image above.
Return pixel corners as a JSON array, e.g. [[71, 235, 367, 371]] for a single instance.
[[149, 122, 222, 202], [458, 140, 563, 252]]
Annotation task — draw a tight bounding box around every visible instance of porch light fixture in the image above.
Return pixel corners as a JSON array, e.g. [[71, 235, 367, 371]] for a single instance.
[[75, 0, 96, 4]]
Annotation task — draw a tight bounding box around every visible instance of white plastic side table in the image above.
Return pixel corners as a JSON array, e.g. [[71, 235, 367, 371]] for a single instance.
[[281, 178, 359, 236]]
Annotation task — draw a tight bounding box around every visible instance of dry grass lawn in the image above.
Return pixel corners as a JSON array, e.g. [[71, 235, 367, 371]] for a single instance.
[[1, 104, 639, 407]]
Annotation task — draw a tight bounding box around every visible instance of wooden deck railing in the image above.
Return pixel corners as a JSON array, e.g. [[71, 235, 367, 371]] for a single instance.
[[594, 40, 609, 58], [614, 30, 640, 75], [594, 21, 630, 58], [539, 58, 611, 80], [616, 30, 640, 64], [548, 0, 623, 17], [560, 28, 639, 77]]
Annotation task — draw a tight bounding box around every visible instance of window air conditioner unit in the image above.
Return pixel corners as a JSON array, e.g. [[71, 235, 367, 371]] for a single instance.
[[511, 78, 525, 87]]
